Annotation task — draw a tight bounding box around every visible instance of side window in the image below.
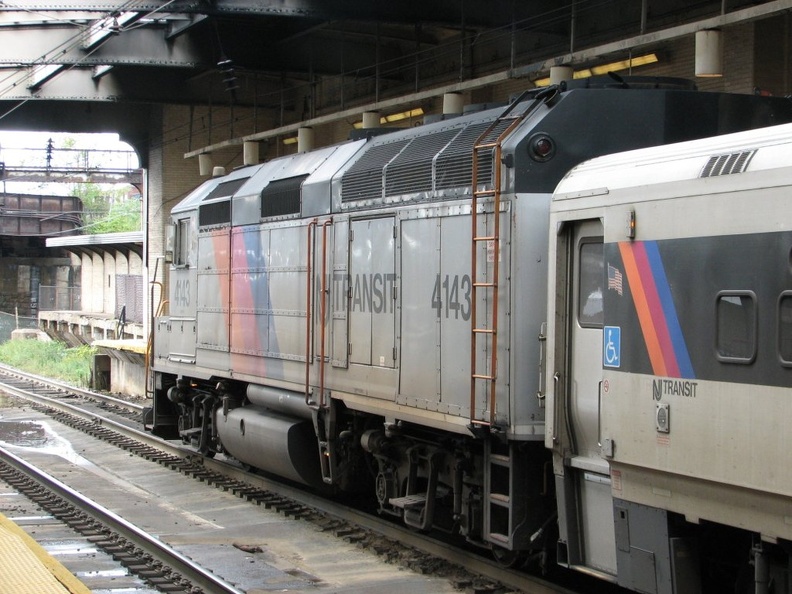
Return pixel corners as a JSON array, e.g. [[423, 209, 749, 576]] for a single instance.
[[716, 291, 756, 363], [578, 241, 604, 328], [175, 218, 190, 267], [778, 292, 792, 365]]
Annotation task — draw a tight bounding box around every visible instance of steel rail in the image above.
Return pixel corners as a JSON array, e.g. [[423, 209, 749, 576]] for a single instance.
[[0, 371, 575, 594], [0, 444, 244, 594], [0, 361, 144, 414]]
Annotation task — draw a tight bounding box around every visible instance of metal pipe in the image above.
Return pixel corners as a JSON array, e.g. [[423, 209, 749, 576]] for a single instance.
[[754, 542, 769, 594], [459, 0, 466, 81], [641, 0, 648, 34], [375, 22, 380, 103], [247, 384, 312, 420], [570, 1, 577, 54], [509, 0, 516, 72]]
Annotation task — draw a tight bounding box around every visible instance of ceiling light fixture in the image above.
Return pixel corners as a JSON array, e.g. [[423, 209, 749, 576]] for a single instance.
[[353, 107, 424, 129], [695, 30, 723, 77]]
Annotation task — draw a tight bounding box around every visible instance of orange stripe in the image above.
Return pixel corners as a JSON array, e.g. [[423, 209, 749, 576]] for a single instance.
[[618, 242, 667, 375]]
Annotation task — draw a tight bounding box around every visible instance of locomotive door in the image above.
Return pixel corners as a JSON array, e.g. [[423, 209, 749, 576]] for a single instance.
[[567, 219, 617, 576], [348, 217, 396, 369]]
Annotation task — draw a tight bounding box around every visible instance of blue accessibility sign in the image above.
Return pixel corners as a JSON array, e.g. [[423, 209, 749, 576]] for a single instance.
[[603, 326, 621, 368]]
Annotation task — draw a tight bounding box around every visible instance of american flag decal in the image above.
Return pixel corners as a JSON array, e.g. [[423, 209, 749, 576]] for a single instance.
[[608, 264, 623, 295]]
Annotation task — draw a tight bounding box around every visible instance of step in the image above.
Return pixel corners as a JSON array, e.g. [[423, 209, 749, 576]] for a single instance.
[[488, 532, 509, 545], [489, 492, 510, 506], [389, 493, 427, 510], [489, 453, 510, 466]]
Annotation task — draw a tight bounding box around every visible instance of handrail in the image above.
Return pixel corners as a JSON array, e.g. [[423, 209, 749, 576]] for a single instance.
[[304, 219, 318, 405], [318, 218, 333, 408]]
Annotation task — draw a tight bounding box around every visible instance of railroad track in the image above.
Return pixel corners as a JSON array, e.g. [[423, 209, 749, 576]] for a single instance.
[[0, 445, 243, 594], [0, 364, 608, 594]]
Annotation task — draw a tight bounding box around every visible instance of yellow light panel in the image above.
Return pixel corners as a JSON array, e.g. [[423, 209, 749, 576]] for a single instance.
[[353, 107, 424, 128], [534, 53, 658, 87]]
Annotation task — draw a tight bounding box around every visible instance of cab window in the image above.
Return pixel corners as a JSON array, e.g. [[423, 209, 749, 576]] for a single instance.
[[175, 218, 190, 267]]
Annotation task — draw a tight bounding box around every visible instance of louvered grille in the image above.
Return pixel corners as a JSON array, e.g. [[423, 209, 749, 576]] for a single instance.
[[199, 201, 230, 226], [701, 150, 757, 177], [261, 174, 306, 217], [384, 129, 461, 196], [341, 139, 410, 201], [205, 177, 249, 200], [436, 119, 511, 190]]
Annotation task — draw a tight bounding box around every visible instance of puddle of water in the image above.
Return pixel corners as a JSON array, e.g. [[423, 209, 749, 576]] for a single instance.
[[0, 418, 219, 527], [0, 420, 49, 447], [0, 420, 88, 465], [0, 419, 157, 500]]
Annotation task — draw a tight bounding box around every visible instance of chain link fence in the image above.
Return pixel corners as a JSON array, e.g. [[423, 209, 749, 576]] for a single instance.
[[38, 286, 82, 312], [0, 309, 38, 342]]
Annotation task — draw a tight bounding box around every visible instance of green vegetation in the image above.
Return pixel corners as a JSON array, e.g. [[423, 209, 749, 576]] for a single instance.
[[0, 340, 95, 387], [71, 182, 142, 234]]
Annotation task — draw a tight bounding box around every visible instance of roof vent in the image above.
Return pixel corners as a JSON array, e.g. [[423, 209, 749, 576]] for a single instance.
[[700, 150, 756, 177]]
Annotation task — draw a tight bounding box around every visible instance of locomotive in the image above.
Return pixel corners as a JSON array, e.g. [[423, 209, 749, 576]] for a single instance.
[[150, 77, 792, 591]]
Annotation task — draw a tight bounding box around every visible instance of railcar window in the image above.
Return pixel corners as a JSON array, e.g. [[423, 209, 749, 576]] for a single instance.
[[175, 218, 190, 267], [778, 292, 792, 365], [578, 242, 604, 328], [716, 292, 757, 363]]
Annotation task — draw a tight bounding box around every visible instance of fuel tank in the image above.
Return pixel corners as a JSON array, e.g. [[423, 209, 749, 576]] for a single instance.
[[215, 405, 323, 488]]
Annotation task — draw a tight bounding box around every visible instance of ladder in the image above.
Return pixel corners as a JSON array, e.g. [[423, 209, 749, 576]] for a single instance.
[[470, 87, 560, 552], [469, 90, 535, 428]]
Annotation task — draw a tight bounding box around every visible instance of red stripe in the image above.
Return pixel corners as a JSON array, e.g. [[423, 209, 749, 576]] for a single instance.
[[619, 242, 666, 375], [632, 243, 680, 377]]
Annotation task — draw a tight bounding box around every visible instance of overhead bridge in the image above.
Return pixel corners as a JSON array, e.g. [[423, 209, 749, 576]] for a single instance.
[[0, 164, 143, 186]]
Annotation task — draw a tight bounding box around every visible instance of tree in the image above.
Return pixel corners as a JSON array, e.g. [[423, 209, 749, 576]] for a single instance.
[[71, 182, 142, 234], [56, 135, 141, 235]]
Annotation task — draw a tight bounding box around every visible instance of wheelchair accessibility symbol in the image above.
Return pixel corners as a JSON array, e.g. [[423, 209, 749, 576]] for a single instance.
[[603, 326, 621, 368]]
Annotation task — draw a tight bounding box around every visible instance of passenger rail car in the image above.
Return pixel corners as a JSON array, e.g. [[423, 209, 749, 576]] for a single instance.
[[547, 123, 792, 593], [150, 77, 792, 588]]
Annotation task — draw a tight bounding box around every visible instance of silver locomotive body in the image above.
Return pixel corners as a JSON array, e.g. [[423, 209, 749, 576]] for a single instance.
[[151, 79, 792, 574]]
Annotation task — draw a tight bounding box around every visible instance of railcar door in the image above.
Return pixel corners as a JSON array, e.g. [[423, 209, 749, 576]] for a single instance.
[[566, 219, 617, 576], [348, 217, 396, 369]]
